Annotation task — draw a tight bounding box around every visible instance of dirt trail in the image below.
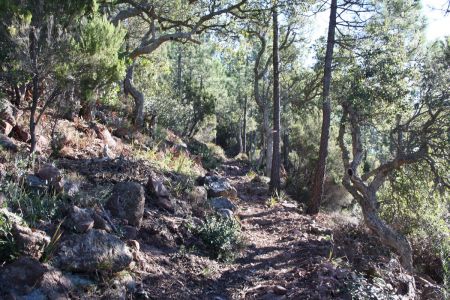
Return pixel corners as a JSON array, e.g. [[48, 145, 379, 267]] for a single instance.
[[202, 162, 337, 299]]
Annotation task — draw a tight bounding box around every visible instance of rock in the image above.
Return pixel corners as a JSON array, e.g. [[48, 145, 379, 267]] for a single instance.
[[0, 134, 18, 152], [210, 197, 237, 211], [155, 197, 175, 213], [37, 163, 62, 186], [92, 122, 116, 148], [63, 180, 80, 198], [92, 211, 112, 232], [147, 175, 171, 199], [64, 205, 94, 233], [35, 163, 65, 193], [0, 257, 46, 295], [273, 285, 288, 295], [127, 240, 140, 252], [217, 208, 234, 219], [122, 225, 138, 240], [24, 174, 48, 192], [113, 127, 131, 139], [11, 223, 50, 259], [206, 177, 237, 199], [0, 119, 13, 135], [25, 269, 94, 299], [106, 182, 145, 227], [55, 229, 132, 273], [0, 101, 22, 126], [11, 125, 30, 142], [188, 186, 207, 204]]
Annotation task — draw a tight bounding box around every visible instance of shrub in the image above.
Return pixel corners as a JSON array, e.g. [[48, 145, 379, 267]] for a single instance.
[[187, 139, 225, 170], [193, 214, 243, 262]]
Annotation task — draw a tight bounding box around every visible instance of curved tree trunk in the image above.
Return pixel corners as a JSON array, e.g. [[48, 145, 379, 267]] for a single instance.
[[124, 63, 145, 129]]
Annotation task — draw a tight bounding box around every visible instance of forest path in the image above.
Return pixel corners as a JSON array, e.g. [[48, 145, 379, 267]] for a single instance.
[[204, 161, 337, 299]]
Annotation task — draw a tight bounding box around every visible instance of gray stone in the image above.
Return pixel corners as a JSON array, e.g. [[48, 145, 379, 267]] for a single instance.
[[0, 257, 46, 295], [24, 174, 47, 192], [206, 177, 237, 199], [64, 205, 94, 233], [106, 182, 145, 227], [147, 175, 171, 198], [217, 208, 234, 219], [0, 101, 22, 126], [55, 229, 132, 273], [210, 197, 237, 212]]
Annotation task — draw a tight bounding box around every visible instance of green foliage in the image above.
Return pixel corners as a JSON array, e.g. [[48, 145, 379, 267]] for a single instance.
[[1, 180, 63, 227], [70, 14, 126, 105], [193, 215, 243, 262], [379, 164, 449, 279], [0, 211, 19, 263], [187, 139, 225, 170]]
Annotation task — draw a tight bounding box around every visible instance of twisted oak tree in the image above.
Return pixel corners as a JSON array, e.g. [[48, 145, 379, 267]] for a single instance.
[[109, 0, 247, 128], [337, 55, 449, 272]]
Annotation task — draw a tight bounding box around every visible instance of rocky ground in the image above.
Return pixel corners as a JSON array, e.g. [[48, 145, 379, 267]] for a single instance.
[[0, 102, 445, 299]]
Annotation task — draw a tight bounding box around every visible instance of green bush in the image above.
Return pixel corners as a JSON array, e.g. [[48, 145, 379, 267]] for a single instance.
[[193, 215, 242, 262]]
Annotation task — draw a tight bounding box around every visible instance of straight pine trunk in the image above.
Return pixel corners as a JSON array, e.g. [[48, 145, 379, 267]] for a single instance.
[[270, 6, 281, 193], [307, 0, 337, 214]]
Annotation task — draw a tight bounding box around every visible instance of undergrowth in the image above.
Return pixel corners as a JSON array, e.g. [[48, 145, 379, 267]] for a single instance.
[[192, 214, 243, 262]]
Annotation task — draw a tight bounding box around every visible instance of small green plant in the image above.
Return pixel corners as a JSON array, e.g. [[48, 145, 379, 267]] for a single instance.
[[1, 180, 63, 226], [246, 170, 257, 180], [41, 219, 64, 263], [193, 215, 243, 262], [266, 190, 288, 207], [0, 212, 18, 263]]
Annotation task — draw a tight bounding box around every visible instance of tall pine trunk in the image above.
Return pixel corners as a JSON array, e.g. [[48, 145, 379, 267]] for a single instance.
[[270, 5, 281, 193], [307, 0, 337, 214]]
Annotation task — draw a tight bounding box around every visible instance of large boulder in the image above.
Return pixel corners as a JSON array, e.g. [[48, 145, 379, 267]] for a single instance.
[[0, 257, 46, 296], [55, 229, 132, 273], [106, 182, 145, 227], [206, 176, 237, 199]]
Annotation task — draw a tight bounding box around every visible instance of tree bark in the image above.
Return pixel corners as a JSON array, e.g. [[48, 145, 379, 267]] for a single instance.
[[307, 0, 337, 214], [270, 5, 281, 193], [283, 130, 290, 172], [243, 95, 247, 154], [29, 27, 39, 154], [338, 106, 415, 274], [124, 63, 145, 129]]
